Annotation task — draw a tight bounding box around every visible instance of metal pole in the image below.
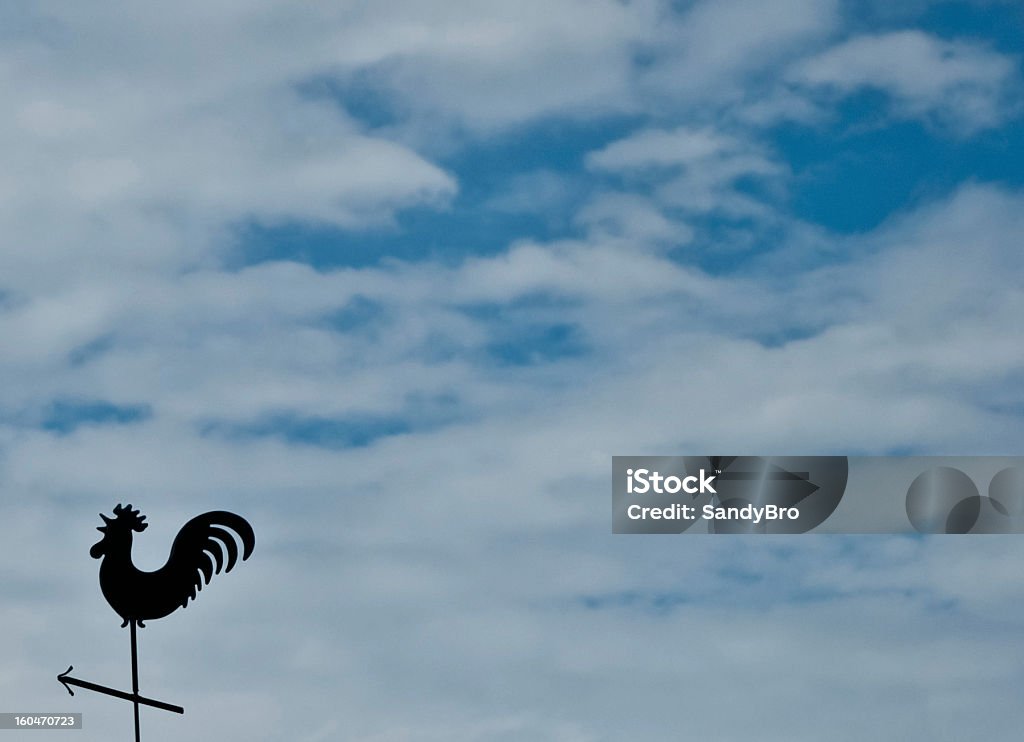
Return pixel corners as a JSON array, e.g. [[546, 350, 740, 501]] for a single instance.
[[130, 620, 140, 742]]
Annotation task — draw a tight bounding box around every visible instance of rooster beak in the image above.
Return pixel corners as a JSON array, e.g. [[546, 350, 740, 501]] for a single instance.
[[91, 518, 109, 558]]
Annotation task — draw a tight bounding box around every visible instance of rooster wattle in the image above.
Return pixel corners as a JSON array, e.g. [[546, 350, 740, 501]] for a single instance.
[[90, 504, 255, 627]]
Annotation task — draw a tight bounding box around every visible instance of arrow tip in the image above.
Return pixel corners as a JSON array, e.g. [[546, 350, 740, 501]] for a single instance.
[[57, 666, 75, 696]]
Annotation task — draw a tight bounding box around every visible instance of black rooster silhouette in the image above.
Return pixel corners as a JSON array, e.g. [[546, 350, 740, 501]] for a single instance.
[[90, 504, 255, 627]]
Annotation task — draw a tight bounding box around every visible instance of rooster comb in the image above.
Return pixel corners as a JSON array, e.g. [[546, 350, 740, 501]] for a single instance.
[[98, 503, 148, 532]]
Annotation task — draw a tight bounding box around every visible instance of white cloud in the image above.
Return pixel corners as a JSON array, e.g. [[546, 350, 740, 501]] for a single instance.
[[483, 170, 580, 216], [639, 0, 840, 105], [574, 192, 690, 245], [321, 0, 661, 132], [789, 30, 1020, 132], [587, 126, 784, 216], [0, 8, 460, 292], [587, 127, 735, 171], [453, 237, 712, 304]]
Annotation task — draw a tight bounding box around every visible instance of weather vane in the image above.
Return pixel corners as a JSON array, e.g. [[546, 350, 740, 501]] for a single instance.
[[57, 504, 255, 741]]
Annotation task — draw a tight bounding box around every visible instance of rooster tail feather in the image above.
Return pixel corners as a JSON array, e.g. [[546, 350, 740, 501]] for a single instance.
[[207, 526, 238, 572], [165, 510, 256, 609]]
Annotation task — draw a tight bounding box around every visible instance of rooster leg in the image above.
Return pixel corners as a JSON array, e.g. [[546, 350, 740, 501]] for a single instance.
[[121, 618, 129, 628], [137, 619, 146, 628]]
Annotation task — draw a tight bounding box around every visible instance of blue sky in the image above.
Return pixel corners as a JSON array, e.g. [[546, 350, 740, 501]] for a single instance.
[[2, 1, 1024, 740]]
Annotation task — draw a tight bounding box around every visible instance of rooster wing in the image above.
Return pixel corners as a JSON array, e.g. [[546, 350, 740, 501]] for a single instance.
[[166, 510, 256, 608]]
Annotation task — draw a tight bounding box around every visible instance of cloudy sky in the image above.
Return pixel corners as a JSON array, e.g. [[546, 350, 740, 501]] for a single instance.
[[2, 1, 1024, 740]]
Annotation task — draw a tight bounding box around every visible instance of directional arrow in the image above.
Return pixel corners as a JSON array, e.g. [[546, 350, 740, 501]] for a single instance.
[[57, 666, 184, 715], [716, 470, 812, 482], [713, 461, 820, 507]]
